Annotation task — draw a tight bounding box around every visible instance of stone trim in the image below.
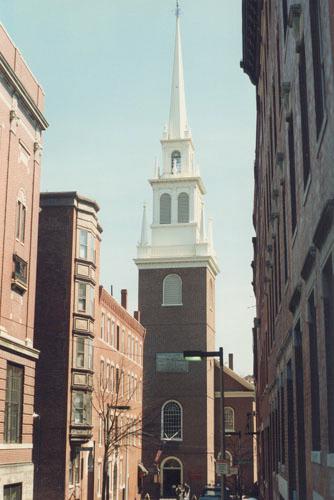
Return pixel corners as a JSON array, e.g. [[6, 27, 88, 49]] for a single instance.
[[215, 391, 255, 398], [0, 327, 39, 360]]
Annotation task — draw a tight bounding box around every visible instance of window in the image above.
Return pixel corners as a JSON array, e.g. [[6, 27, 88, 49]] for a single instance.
[[110, 365, 115, 392], [77, 282, 95, 316], [75, 336, 93, 369], [107, 318, 111, 344], [111, 320, 115, 346], [15, 199, 26, 244], [225, 450, 233, 466], [224, 407, 235, 432], [79, 229, 95, 262], [171, 150, 181, 172], [161, 401, 182, 440], [4, 483, 22, 500], [72, 391, 92, 424], [163, 274, 182, 306], [177, 193, 189, 223], [299, 44, 311, 187], [4, 363, 23, 443], [69, 450, 80, 486], [11, 255, 28, 294], [101, 313, 105, 340], [160, 193, 171, 224], [100, 360, 105, 388], [308, 291, 321, 451]]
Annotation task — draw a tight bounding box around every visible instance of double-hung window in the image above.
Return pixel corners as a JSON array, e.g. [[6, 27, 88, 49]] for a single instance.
[[4, 483, 22, 500], [4, 364, 23, 443], [77, 282, 95, 316], [79, 229, 96, 263], [15, 200, 26, 243], [75, 336, 93, 370], [72, 391, 92, 425]]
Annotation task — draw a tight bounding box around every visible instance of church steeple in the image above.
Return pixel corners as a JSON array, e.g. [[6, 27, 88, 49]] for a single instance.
[[168, 2, 189, 140]]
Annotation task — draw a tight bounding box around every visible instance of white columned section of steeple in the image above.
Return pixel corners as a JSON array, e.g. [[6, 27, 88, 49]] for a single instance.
[[168, 8, 188, 140], [139, 203, 149, 246]]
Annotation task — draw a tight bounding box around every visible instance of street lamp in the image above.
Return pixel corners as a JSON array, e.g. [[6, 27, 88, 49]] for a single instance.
[[183, 348, 226, 500]]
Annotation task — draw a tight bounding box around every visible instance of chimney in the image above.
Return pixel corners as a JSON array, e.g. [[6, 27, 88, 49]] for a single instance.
[[121, 289, 128, 309], [134, 310, 141, 323], [228, 353, 234, 371], [110, 285, 113, 296]]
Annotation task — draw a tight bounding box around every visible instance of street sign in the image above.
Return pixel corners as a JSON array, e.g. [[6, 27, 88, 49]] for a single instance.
[[216, 459, 230, 476]]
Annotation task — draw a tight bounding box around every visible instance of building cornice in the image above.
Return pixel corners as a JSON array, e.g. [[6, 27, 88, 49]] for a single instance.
[[0, 53, 48, 130], [134, 255, 220, 276], [0, 327, 39, 360], [215, 391, 255, 399], [149, 175, 206, 195]]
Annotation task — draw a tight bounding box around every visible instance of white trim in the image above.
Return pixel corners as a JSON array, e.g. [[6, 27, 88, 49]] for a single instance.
[[160, 456, 183, 497], [223, 365, 255, 390], [161, 400, 183, 441], [0, 443, 33, 449], [134, 256, 219, 276]]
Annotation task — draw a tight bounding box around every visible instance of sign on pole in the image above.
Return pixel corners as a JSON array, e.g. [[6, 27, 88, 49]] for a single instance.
[[216, 459, 230, 476]]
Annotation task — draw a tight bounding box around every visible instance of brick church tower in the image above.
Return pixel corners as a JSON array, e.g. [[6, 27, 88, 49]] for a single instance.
[[135, 5, 219, 497]]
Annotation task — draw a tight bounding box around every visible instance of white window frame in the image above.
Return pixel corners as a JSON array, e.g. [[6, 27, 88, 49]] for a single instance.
[[224, 407, 235, 433], [161, 400, 183, 441]]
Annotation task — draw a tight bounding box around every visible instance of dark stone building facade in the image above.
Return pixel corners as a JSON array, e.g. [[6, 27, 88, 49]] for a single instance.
[[242, 1, 334, 499]]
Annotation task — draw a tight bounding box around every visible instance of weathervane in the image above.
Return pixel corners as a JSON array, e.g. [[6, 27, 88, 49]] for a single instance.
[[176, 0, 181, 18]]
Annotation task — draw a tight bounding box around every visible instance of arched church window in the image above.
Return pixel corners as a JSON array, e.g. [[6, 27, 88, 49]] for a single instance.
[[163, 274, 182, 306], [171, 150, 181, 173], [161, 401, 182, 440], [224, 407, 235, 432], [226, 450, 233, 466], [160, 193, 171, 224], [177, 192, 189, 223]]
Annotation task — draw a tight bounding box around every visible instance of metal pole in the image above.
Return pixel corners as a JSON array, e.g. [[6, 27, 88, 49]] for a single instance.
[[220, 347, 225, 500]]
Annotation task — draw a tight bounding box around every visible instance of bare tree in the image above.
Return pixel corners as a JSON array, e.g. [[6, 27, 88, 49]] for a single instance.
[[93, 360, 144, 500]]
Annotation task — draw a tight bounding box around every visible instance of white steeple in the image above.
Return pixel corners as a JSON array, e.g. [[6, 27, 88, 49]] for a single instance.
[[135, 3, 219, 276], [168, 3, 189, 140]]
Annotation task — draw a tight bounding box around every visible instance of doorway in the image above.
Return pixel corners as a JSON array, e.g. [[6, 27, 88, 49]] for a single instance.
[[161, 458, 182, 498]]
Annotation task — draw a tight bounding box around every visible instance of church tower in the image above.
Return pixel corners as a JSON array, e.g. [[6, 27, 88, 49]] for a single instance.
[[135, 5, 219, 496]]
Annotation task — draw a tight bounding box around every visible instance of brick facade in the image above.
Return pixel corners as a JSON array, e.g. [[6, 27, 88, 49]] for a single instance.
[[138, 266, 216, 498], [0, 23, 47, 500], [242, 1, 334, 498]]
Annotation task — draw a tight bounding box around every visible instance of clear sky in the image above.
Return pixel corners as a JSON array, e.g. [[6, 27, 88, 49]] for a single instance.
[[1, 0, 256, 375]]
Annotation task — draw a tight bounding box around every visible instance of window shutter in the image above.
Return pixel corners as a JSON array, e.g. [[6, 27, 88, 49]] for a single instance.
[[163, 274, 182, 305], [160, 193, 171, 224], [178, 192, 189, 223]]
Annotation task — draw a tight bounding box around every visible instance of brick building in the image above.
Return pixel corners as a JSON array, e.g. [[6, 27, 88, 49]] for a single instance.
[[242, 1, 334, 498], [135, 7, 219, 497], [33, 191, 145, 500], [0, 24, 47, 500], [94, 286, 145, 500], [214, 357, 256, 497]]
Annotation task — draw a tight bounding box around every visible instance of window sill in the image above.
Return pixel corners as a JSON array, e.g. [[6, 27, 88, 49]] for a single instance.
[[161, 438, 182, 442], [311, 451, 321, 464], [162, 303, 183, 307]]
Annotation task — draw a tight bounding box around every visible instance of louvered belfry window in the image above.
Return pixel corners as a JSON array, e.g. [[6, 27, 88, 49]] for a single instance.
[[160, 193, 172, 224], [163, 274, 182, 305], [178, 192, 189, 223]]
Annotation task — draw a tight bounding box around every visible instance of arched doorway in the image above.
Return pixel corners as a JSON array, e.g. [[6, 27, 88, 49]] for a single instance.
[[161, 457, 182, 498]]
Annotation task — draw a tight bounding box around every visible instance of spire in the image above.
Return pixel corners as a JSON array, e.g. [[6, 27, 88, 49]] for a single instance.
[[168, 2, 189, 140], [139, 203, 149, 246]]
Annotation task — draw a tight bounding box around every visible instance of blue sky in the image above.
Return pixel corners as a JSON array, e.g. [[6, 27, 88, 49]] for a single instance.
[[1, 0, 256, 375]]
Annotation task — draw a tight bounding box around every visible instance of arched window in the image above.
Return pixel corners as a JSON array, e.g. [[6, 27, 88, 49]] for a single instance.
[[160, 193, 171, 224], [161, 401, 182, 440], [224, 407, 235, 432], [177, 192, 189, 223], [163, 274, 182, 306], [171, 150, 181, 172]]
